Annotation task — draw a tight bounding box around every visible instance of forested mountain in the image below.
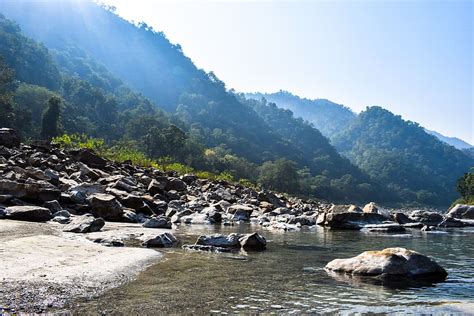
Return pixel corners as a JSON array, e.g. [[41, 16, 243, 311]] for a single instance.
[[0, 9, 381, 203], [332, 106, 474, 205], [425, 129, 473, 150], [0, 0, 471, 207], [246, 91, 356, 139], [241, 96, 388, 202]]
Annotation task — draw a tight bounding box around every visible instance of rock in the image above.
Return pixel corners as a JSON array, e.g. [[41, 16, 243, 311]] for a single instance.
[[263, 222, 300, 231], [87, 193, 123, 221], [170, 209, 194, 223], [288, 215, 316, 226], [408, 210, 443, 226], [93, 237, 125, 247], [120, 194, 145, 210], [147, 178, 168, 195], [420, 225, 433, 231], [393, 212, 413, 224], [239, 233, 266, 250], [0, 207, 7, 219], [53, 209, 71, 218], [325, 247, 448, 280], [165, 200, 184, 217], [70, 183, 106, 196], [362, 202, 392, 219], [51, 215, 71, 224], [438, 217, 468, 228], [0, 128, 20, 148], [71, 148, 107, 168], [318, 205, 387, 229], [165, 177, 187, 192], [202, 206, 222, 223], [182, 244, 233, 253], [142, 232, 178, 248], [5, 205, 53, 222], [0, 180, 60, 202], [258, 190, 286, 208], [122, 209, 138, 223], [62, 215, 105, 233], [361, 223, 406, 233], [180, 174, 197, 184], [446, 204, 474, 220], [227, 204, 253, 221], [142, 215, 172, 228], [43, 200, 63, 213], [195, 233, 241, 248], [180, 212, 212, 224]]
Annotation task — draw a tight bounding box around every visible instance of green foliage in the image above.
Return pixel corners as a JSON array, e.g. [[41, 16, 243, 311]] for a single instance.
[[41, 96, 62, 140], [52, 133, 106, 151], [456, 172, 474, 205], [258, 158, 300, 194], [0, 57, 15, 127]]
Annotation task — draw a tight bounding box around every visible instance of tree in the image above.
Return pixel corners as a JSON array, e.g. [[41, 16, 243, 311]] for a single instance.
[[457, 172, 474, 201], [0, 57, 15, 127], [258, 158, 299, 193], [41, 96, 62, 140]]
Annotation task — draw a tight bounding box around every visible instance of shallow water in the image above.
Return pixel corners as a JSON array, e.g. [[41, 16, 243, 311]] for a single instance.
[[73, 225, 474, 314]]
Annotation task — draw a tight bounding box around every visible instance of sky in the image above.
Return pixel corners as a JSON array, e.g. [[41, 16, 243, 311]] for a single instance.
[[102, 0, 473, 144]]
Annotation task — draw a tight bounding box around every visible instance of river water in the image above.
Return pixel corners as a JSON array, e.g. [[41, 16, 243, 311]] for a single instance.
[[73, 224, 474, 314]]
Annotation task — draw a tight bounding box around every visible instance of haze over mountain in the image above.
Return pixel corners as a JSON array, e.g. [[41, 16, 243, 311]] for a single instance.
[[0, 0, 472, 207], [425, 130, 473, 150]]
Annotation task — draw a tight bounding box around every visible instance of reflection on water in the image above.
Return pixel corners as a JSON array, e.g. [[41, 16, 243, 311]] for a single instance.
[[73, 225, 474, 314]]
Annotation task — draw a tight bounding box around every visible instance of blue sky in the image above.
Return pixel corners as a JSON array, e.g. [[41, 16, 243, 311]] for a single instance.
[[103, 0, 473, 144]]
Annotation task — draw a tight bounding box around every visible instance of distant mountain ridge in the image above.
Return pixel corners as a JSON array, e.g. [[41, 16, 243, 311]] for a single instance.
[[245, 91, 356, 140], [425, 129, 473, 150]]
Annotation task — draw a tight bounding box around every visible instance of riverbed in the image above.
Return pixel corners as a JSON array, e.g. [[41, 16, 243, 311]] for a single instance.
[[72, 224, 474, 314]]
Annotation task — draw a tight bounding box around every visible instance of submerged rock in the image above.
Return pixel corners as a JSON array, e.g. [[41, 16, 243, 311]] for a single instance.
[[239, 233, 267, 250], [5, 205, 52, 222], [142, 232, 178, 248], [182, 244, 233, 253], [360, 223, 406, 233], [325, 247, 447, 280], [142, 215, 172, 229], [195, 233, 241, 248]]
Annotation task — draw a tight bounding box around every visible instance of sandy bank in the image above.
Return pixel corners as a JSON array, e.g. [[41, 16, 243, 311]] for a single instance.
[[0, 220, 163, 313]]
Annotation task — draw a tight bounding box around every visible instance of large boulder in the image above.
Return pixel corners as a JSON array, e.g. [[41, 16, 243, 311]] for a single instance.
[[239, 233, 267, 250], [165, 177, 187, 192], [5, 205, 53, 222], [227, 204, 253, 221], [62, 215, 105, 233], [0, 128, 20, 148], [325, 247, 447, 280], [0, 180, 60, 202], [318, 204, 387, 229], [142, 232, 178, 248], [446, 204, 474, 220], [362, 202, 392, 219], [408, 210, 443, 226], [87, 193, 123, 221], [195, 233, 241, 248]]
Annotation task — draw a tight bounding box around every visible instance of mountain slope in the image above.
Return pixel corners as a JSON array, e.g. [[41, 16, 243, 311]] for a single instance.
[[246, 91, 356, 139], [332, 106, 474, 205]]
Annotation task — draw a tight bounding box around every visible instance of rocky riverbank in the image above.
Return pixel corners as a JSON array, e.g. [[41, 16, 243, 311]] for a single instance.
[[1, 127, 473, 312]]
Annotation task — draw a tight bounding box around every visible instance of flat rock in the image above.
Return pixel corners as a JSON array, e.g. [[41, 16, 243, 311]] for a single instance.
[[5, 206, 52, 222], [142, 215, 171, 229], [325, 247, 447, 280], [62, 215, 105, 233], [195, 233, 241, 248]]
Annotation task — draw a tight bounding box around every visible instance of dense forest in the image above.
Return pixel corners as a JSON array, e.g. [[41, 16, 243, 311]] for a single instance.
[[332, 106, 474, 205], [0, 0, 472, 207]]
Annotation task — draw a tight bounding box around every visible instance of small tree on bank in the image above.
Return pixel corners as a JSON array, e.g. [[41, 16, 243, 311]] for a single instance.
[[41, 96, 61, 140]]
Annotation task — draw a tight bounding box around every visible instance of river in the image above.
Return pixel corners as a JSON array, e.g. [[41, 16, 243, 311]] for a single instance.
[[73, 224, 474, 314]]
